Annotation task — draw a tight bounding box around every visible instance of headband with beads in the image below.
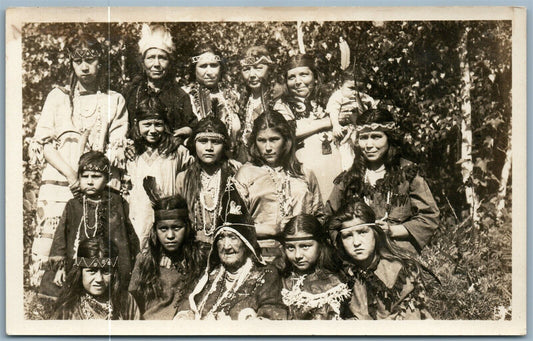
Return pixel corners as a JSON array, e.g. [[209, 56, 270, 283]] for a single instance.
[[191, 53, 221, 64], [240, 55, 273, 67], [69, 48, 101, 61], [75, 256, 118, 268], [355, 122, 396, 133], [194, 132, 226, 142], [79, 163, 110, 174]]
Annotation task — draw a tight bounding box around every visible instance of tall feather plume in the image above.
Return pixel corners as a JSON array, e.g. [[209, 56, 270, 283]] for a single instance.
[[352, 61, 368, 115]]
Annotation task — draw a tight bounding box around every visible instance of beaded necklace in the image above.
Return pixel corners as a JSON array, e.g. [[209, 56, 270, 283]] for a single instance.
[[80, 293, 113, 320], [197, 258, 253, 317], [198, 168, 222, 237]]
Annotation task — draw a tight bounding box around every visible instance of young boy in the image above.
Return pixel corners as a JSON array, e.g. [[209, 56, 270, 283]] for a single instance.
[[39, 151, 139, 299], [326, 69, 378, 171]]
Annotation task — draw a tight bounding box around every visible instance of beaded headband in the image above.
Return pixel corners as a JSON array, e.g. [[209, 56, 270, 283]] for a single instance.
[[194, 132, 226, 142], [75, 256, 118, 268], [240, 55, 273, 67], [79, 163, 110, 174], [191, 53, 221, 64], [355, 122, 396, 133], [69, 48, 101, 61]]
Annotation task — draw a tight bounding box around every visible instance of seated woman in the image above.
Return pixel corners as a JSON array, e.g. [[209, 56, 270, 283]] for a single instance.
[[280, 214, 350, 320], [175, 116, 241, 244], [235, 110, 324, 263], [329, 201, 433, 320], [52, 237, 140, 320], [326, 108, 439, 255], [175, 182, 287, 320], [128, 180, 208, 319]]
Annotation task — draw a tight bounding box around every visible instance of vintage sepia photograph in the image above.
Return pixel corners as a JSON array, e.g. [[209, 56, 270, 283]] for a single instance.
[[5, 6, 526, 335]]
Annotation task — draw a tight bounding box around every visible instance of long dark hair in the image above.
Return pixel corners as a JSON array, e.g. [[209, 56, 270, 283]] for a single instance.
[[65, 33, 109, 110], [188, 42, 226, 83], [275, 54, 329, 117], [129, 96, 182, 156], [247, 110, 303, 177], [182, 116, 236, 214], [53, 238, 124, 319], [280, 214, 341, 276], [134, 216, 205, 305], [328, 201, 421, 274], [337, 108, 413, 207]]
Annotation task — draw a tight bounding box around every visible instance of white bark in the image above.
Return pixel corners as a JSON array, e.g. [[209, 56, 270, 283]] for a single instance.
[[459, 27, 479, 222], [497, 124, 512, 221]]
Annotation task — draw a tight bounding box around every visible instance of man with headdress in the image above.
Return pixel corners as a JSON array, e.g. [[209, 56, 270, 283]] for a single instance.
[[123, 24, 195, 139], [174, 180, 287, 320]]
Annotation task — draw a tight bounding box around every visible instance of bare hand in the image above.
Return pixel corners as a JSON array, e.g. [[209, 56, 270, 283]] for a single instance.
[[53, 268, 66, 287], [374, 220, 392, 236], [125, 144, 136, 161], [332, 124, 345, 140]]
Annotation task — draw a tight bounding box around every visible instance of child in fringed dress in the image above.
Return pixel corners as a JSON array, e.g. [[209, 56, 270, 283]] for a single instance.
[[39, 152, 139, 298], [280, 214, 350, 320]]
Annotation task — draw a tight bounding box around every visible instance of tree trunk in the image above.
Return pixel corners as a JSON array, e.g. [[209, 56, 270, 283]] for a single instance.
[[458, 26, 479, 223], [497, 124, 512, 221]]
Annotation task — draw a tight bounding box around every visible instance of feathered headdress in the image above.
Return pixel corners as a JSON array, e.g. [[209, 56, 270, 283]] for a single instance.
[[143, 176, 187, 220], [138, 23, 175, 56]]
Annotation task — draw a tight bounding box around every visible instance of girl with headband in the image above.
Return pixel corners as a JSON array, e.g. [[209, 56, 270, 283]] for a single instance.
[[176, 116, 241, 244], [53, 237, 140, 320], [28, 33, 129, 287], [326, 108, 439, 255], [329, 201, 433, 320]]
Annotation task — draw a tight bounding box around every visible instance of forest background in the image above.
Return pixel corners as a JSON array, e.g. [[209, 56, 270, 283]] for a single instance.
[[21, 20, 512, 320]]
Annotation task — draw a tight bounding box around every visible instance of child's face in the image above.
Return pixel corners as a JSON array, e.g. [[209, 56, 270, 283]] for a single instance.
[[155, 219, 186, 253], [79, 170, 107, 198], [195, 136, 224, 166], [283, 231, 320, 272], [340, 80, 356, 98], [138, 118, 166, 145], [340, 218, 376, 264], [82, 267, 111, 297]]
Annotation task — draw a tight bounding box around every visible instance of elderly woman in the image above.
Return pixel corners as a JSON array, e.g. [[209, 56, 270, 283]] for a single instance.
[[175, 116, 241, 244], [53, 238, 140, 320], [29, 33, 129, 287], [273, 54, 342, 200], [123, 24, 195, 139], [182, 42, 241, 145], [236, 45, 275, 162], [326, 108, 439, 255], [235, 110, 324, 262]]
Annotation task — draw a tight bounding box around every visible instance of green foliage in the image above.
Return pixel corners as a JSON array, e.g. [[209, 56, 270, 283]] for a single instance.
[[21, 21, 512, 320]]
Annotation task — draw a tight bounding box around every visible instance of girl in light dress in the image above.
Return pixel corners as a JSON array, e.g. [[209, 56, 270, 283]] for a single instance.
[[29, 33, 129, 287], [126, 96, 194, 248]]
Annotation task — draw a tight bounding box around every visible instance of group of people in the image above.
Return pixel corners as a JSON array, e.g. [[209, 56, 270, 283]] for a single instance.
[[28, 24, 440, 321]]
